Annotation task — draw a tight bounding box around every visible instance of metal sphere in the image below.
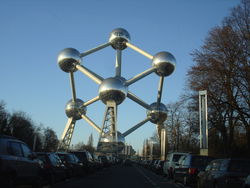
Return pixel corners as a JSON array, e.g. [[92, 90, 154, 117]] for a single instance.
[[98, 131, 125, 153], [57, 48, 81, 73], [65, 99, 86, 120], [98, 77, 128, 105], [152, 51, 176, 77], [147, 102, 168, 124], [109, 28, 130, 50]]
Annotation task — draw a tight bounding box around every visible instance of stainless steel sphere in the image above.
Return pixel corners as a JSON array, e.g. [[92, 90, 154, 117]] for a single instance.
[[65, 99, 86, 120], [152, 51, 176, 77], [109, 28, 130, 50], [57, 48, 81, 72], [98, 131, 125, 152], [98, 77, 128, 105], [147, 102, 168, 124]]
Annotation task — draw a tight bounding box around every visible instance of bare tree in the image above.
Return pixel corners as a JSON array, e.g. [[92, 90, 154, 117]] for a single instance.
[[43, 127, 59, 152], [187, 0, 250, 157], [0, 101, 10, 135]]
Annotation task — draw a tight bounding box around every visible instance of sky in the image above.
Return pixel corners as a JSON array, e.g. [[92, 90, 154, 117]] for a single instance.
[[0, 0, 241, 153]]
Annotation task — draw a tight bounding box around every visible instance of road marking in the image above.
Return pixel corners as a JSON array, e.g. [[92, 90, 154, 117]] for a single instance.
[[134, 166, 160, 188]]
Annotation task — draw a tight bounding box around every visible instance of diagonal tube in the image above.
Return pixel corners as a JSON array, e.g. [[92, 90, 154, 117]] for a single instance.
[[126, 42, 153, 60], [157, 76, 164, 107], [115, 50, 122, 77], [69, 72, 77, 102], [79, 42, 111, 57], [125, 67, 156, 86], [81, 114, 101, 133], [127, 92, 150, 109], [83, 96, 100, 107], [122, 117, 151, 137], [76, 64, 103, 85]]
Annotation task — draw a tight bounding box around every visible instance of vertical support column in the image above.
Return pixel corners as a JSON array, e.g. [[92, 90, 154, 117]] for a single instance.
[[150, 140, 154, 160], [199, 90, 208, 156], [144, 139, 148, 160], [160, 128, 168, 160]]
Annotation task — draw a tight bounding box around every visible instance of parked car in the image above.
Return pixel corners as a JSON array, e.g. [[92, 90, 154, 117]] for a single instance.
[[56, 152, 85, 177], [197, 159, 250, 188], [243, 174, 250, 188], [148, 159, 158, 170], [98, 155, 111, 167], [173, 154, 214, 186], [0, 135, 42, 188], [92, 153, 104, 169], [154, 160, 165, 175], [70, 150, 96, 173], [36, 152, 67, 185], [163, 152, 188, 178]]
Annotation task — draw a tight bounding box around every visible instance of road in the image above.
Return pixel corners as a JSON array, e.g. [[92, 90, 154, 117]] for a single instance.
[[54, 164, 184, 188]]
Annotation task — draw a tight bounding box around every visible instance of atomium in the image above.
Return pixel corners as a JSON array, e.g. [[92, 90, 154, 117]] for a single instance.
[[152, 51, 176, 77], [109, 28, 130, 50], [57, 48, 81, 73], [98, 77, 128, 105], [98, 131, 125, 153], [65, 99, 86, 120], [147, 102, 168, 124], [57, 28, 176, 152]]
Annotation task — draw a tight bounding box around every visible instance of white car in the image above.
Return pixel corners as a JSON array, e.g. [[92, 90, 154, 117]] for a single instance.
[[163, 152, 188, 178]]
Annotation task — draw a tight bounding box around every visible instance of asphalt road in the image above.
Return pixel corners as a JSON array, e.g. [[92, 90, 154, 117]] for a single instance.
[[54, 164, 184, 188]]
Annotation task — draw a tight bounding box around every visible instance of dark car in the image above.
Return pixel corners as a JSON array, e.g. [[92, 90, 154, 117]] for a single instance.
[[36, 152, 67, 185], [155, 160, 165, 175], [56, 152, 85, 177], [92, 153, 104, 169], [0, 135, 42, 188], [71, 151, 96, 173], [197, 159, 250, 188], [173, 154, 214, 186], [98, 155, 111, 168]]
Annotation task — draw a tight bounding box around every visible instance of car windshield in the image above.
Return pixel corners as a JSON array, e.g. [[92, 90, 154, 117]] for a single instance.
[[228, 160, 250, 173]]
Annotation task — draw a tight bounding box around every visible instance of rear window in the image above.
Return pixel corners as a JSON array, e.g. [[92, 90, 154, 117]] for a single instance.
[[191, 156, 214, 167], [228, 160, 250, 173], [66, 154, 75, 162], [173, 154, 184, 162], [73, 152, 87, 161]]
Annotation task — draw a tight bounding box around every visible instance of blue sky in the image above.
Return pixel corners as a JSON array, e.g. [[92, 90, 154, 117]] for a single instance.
[[0, 0, 241, 152]]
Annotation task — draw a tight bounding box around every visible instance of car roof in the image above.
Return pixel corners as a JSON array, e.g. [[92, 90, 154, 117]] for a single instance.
[[0, 134, 21, 140]]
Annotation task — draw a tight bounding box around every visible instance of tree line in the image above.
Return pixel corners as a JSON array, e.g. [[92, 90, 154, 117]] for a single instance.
[[0, 101, 59, 152], [0, 101, 96, 153]]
